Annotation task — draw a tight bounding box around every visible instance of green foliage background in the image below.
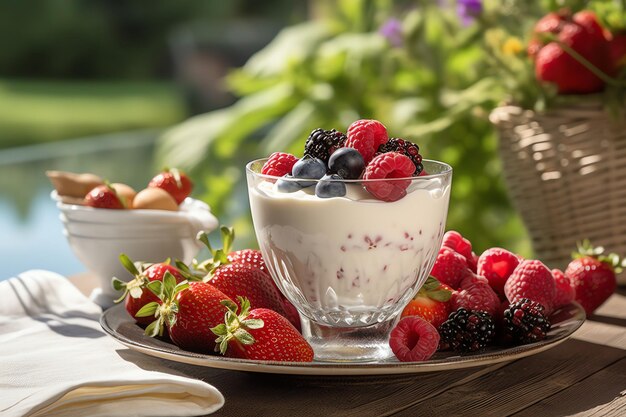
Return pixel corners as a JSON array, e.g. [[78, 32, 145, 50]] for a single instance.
[[155, 0, 625, 255]]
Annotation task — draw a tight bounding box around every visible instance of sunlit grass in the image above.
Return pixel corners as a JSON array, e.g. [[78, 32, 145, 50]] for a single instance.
[[0, 79, 187, 148]]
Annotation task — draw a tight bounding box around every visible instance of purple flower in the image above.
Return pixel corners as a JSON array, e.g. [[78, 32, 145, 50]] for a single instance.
[[457, 0, 482, 26], [379, 18, 403, 48]]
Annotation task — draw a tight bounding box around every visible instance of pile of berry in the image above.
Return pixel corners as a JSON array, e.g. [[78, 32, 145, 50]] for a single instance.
[[261, 119, 424, 201], [389, 233, 621, 362]]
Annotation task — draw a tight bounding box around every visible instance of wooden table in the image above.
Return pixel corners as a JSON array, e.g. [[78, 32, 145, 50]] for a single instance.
[[71, 274, 626, 417]]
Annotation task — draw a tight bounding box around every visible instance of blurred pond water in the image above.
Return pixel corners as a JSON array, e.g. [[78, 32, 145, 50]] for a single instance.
[[0, 130, 160, 280]]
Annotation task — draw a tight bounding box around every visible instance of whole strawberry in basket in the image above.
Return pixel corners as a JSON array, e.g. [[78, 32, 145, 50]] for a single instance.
[[529, 10, 612, 94]]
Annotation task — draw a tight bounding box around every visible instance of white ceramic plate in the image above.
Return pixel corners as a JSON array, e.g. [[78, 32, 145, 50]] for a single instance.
[[101, 303, 584, 376]]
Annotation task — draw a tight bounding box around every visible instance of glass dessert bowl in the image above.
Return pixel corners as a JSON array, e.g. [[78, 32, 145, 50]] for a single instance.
[[246, 158, 452, 362]]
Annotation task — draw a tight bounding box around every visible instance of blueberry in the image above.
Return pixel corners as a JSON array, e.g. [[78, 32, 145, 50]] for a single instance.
[[328, 148, 365, 179], [276, 175, 303, 193], [292, 156, 326, 187], [315, 174, 346, 198]]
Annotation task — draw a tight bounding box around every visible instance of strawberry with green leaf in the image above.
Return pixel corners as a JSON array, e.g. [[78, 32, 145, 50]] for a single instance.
[[195, 227, 301, 331], [111, 254, 186, 325], [565, 240, 624, 315], [211, 296, 313, 362], [400, 277, 453, 328], [148, 168, 193, 205], [136, 272, 232, 353]]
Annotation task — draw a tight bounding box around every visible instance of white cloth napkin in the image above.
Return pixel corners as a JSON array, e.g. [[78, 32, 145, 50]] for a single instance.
[[0, 270, 224, 417]]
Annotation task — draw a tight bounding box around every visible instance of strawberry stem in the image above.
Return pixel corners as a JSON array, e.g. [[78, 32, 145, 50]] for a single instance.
[[142, 271, 189, 337], [210, 296, 264, 355]]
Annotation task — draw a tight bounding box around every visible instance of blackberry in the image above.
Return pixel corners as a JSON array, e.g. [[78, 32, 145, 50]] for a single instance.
[[377, 138, 423, 175], [438, 308, 495, 353], [304, 128, 347, 164], [502, 298, 551, 345]]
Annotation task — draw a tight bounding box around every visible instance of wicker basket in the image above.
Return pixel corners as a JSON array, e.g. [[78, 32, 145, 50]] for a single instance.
[[490, 102, 626, 283]]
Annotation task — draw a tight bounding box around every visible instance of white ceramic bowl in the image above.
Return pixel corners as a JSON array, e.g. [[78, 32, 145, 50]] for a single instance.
[[52, 191, 218, 308]]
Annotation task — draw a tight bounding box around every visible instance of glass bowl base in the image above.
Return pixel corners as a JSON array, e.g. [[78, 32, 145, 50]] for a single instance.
[[300, 316, 399, 362]]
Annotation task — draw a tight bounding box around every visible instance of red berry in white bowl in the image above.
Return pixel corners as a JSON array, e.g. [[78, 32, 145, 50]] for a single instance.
[[84, 184, 126, 209], [148, 168, 193, 205], [389, 316, 440, 362]]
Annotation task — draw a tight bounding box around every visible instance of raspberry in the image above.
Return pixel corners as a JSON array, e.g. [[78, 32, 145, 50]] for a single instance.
[[362, 152, 414, 201], [303, 128, 347, 164], [451, 275, 500, 316], [376, 138, 423, 175], [441, 231, 474, 267], [438, 308, 495, 353], [345, 119, 389, 163], [477, 247, 520, 299], [389, 316, 440, 362], [430, 247, 473, 289], [552, 268, 575, 309], [502, 298, 551, 345], [261, 152, 299, 177], [504, 260, 556, 314]]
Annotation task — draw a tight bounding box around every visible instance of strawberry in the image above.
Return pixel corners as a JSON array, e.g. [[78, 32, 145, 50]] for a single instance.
[[400, 277, 453, 328], [211, 297, 313, 362], [552, 268, 575, 309], [137, 275, 233, 353], [564, 240, 622, 315], [609, 32, 626, 72], [504, 260, 556, 314], [430, 247, 473, 289], [531, 10, 612, 94], [477, 247, 520, 299], [148, 168, 193, 205], [112, 255, 186, 325], [84, 183, 126, 209], [196, 227, 301, 331], [227, 249, 267, 274], [451, 274, 500, 316]]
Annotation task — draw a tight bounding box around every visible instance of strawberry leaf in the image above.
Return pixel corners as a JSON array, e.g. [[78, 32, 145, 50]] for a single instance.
[[242, 318, 264, 329], [111, 277, 126, 292], [211, 323, 228, 336], [218, 337, 229, 355], [220, 226, 235, 254], [196, 231, 214, 254], [428, 289, 452, 302], [422, 276, 441, 291], [119, 253, 141, 276], [136, 301, 159, 318], [233, 328, 255, 345], [144, 317, 164, 338], [146, 280, 162, 298]]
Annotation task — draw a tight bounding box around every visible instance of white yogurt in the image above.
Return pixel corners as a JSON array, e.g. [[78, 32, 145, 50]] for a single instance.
[[248, 178, 451, 326]]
